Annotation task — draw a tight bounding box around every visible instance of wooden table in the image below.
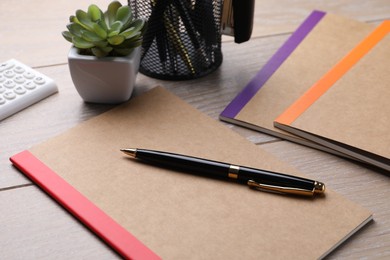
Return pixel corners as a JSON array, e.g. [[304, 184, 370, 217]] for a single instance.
[[1, 0, 389, 258]]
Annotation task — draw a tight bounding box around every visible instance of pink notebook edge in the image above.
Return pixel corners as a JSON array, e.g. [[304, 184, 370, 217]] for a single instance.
[[10, 150, 160, 260]]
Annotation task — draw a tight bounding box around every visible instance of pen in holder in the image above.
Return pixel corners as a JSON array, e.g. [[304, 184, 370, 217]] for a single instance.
[[128, 0, 223, 80]]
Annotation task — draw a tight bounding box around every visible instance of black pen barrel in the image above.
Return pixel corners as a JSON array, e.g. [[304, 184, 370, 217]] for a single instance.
[[135, 149, 230, 178], [122, 148, 325, 196], [136, 149, 314, 189]]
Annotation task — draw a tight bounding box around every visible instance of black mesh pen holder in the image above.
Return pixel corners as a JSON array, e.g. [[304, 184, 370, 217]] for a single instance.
[[128, 0, 223, 80]]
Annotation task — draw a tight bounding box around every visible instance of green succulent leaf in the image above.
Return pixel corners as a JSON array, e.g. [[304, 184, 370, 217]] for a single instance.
[[108, 21, 123, 37], [72, 36, 95, 49], [76, 10, 94, 31], [93, 40, 108, 48], [69, 15, 76, 23], [81, 30, 104, 42], [97, 18, 109, 32], [91, 47, 113, 57], [62, 31, 73, 42], [117, 38, 142, 49], [66, 23, 84, 38], [88, 4, 103, 21], [101, 46, 114, 53], [104, 1, 122, 27], [107, 35, 125, 45], [92, 23, 108, 39], [116, 6, 133, 28], [130, 19, 147, 34], [119, 27, 136, 39], [120, 29, 142, 40]]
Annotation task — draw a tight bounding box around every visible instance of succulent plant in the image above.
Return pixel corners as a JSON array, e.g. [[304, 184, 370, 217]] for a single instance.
[[62, 1, 147, 58]]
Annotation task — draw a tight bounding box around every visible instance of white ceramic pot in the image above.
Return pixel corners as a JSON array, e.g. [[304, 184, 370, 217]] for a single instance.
[[67, 46, 141, 104]]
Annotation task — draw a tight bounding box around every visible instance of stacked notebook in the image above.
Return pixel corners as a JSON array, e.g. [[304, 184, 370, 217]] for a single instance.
[[220, 11, 389, 172]]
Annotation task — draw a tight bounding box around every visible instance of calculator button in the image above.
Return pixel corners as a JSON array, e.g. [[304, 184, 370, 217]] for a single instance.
[[34, 77, 46, 85], [0, 85, 6, 93], [14, 66, 25, 74], [3, 91, 16, 100], [4, 80, 16, 88], [23, 71, 35, 79], [14, 75, 26, 84], [0, 61, 15, 72], [24, 82, 36, 90], [14, 86, 26, 95], [4, 70, 15, 78]]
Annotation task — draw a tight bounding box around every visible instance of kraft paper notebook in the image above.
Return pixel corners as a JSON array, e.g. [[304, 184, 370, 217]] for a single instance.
[[275, 21, 390, 172], [220, 10, 374, 155], [11, 87, 372, 259]]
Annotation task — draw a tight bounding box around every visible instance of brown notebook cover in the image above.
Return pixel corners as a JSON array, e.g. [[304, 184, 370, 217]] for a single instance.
[[275, 21, 390, 171], [11, 87, 372, 259], [220, 11, 374, 156]]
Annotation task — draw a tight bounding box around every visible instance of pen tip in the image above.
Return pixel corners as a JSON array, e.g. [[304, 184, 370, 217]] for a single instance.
[[120, 148, 137, 158]]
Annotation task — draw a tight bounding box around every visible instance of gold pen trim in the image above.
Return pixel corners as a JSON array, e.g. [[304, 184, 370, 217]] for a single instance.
[[247, 180, 325, 196], [228, 165, 240, 179]]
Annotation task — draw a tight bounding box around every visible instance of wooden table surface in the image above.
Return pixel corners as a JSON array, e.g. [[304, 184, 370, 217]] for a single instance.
[[1, 0, 389, 259]]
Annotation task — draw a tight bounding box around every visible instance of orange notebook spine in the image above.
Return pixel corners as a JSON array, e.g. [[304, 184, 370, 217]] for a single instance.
[[275, 21, 390, 126]]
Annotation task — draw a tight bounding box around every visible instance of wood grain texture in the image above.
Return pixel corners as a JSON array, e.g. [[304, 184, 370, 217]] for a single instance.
[[1, 0, 389, 258], [0, 0, 110, 67], [250, 0, 390, 38], [0, 186, 119, 259], [0, 0, 389, 66]]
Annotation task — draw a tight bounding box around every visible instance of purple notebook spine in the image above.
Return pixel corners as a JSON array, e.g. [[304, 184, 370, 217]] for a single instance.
[[220, 10, 326, 119]]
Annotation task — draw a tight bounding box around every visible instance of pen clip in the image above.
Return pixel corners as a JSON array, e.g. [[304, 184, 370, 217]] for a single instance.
[[247, 180, 314, 196]]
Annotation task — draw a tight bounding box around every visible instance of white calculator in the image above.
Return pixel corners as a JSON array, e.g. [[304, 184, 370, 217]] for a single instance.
[[0, 59, 58, 121]]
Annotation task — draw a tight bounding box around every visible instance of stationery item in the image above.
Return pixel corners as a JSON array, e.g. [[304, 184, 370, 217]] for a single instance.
[[11, 87, 372, 259], [121, 148, 325, 196], [221, 0, 255, 43], [275, 21, 390, 171], [219, 11, 375, 155], [139, 0, 170, 61], [0, 59, 58, 121], [129, 0, 223, 80], [191, 0, 218, 50]]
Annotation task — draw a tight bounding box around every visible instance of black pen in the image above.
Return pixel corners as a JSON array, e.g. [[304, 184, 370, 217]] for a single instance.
[[120, 148, 325, 197], [141, 0, 171, 60]]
